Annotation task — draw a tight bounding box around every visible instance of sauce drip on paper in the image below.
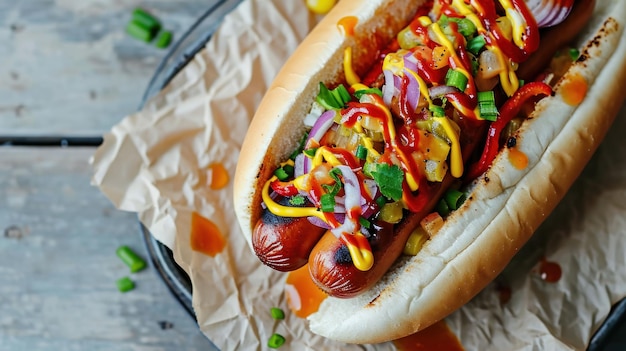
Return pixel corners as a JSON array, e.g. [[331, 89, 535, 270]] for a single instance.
[[561, 73, 588, 106], [393, 320, 465, 351], [190, 212, 226, 256], [538, 256, 562, 283], [209, 163, 230, 190], [285, 264, 327, 318]]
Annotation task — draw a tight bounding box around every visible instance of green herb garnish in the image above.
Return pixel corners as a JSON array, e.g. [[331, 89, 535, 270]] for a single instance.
[[369, 163, 404, 201]]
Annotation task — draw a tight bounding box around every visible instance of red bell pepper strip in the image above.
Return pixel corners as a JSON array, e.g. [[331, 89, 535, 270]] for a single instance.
[[270, 180, 299, 197], [466, 82, 553, 180]]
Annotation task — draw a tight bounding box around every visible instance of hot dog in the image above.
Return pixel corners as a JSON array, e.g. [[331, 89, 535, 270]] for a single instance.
[[234, 0, 626, 344]]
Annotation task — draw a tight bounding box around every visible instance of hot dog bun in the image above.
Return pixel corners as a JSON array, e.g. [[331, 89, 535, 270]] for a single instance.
[[234, 0, 626, 344]]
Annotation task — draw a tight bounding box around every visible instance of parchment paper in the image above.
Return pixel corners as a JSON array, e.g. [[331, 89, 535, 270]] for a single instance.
[[91, 0, 626, 350]]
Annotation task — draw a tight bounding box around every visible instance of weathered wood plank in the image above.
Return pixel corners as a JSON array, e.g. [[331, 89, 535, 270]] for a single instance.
[[0, 0, 210, 135], [0, 147, 215, 351]]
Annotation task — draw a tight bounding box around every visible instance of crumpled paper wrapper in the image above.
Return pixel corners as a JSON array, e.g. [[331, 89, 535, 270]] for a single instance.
[[91, 0, 626, 350]]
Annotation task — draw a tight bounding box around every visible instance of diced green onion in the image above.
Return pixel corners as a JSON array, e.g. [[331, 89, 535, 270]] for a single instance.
[[126, 21, 155, 43], [270, 307, 285, 320], [274, 167, 289, 181], [457, 18, 477, 37], [375, 195, 387, 209], [116, 246, 147, 273], [467, 35, 486, 55], [117, 276, 135, 293], [436, 198, 451, 217], [316, 83, 342, 110], [155, 30, 172, 49], [321, 193, 336, 212], [444, 189, 466, 210], [359, 217, 371, 229], [282, 164, 294, 177], [568, 48, 580, 61], [477, 91, 498, 121], [445, 69, 468, 92], [333, 84, 352, 105], [132, 8, 162, 35], [303, 148, 317, 158], [430, 105, 446, 118], [354, 88, 383, 99], [268, 333, 286, 349], [355, 145, 368, 160]]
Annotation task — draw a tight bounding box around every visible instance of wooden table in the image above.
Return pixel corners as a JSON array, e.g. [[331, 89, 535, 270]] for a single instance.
[[0, 1, 219, 350]]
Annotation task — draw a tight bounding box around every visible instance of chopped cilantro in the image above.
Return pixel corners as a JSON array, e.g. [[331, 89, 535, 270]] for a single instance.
[[369, 163, 404, 201], [289, 195, 305, 206]]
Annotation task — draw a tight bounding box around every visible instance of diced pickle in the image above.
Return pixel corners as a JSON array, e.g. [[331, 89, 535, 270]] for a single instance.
[[403, 227, 428, 255], [420, 132, 451, 162], [424, 159, 448, 182], [397, 27, 423, 50], [379, 201, 404, 224]]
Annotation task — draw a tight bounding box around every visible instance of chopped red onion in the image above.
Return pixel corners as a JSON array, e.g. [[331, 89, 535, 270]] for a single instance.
[[294, 153, 305, 178], [428, 85, 459, 100], [307, 216, 331, 229], [403, 67, 422, 113], [382, 69, 399, 106], [306, 110, 336, 148], [330, 166, 362, 238], [525, 0, 574, 27]]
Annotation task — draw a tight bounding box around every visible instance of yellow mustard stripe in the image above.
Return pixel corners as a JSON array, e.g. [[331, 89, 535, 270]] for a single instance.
[[351, 83, 369, 92], [429, 23, 472, 81], [343, 47, 361, 86], [436, 117, 463, 177], [450, 0, 519, 96], [498, 0, 526, 48], [262, 176, 326, 220], [359, 135, 381, 159], [312, 146, 343, 167], [346, 233, 374, 271], [369, 98, 420, 191], [418, 15, 432, 26]]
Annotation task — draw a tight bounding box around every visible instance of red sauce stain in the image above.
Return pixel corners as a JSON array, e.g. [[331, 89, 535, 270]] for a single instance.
[[508, 147, 529, 170], [560, 73, 588, 106], [393, 320, 465, 351], [190, 212, 226, 256], [284, 264, 327, 318], [538, 257, 562, 283], [208, 163, 229, 190], [337, 16, 358, 37]]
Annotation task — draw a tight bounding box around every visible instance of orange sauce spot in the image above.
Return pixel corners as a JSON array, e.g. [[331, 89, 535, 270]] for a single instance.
[[208, 163, 229, 190], [285, 264, 327, 318], [561, 73, 588, 106], [190, 212, 226, 256], [508, 147, 528, 170], [538, 256, 562, 283], [337, 16, 358, 37], [393, 320, 465, 351]]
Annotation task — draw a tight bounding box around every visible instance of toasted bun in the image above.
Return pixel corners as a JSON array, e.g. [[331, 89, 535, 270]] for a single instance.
[[234, 0, 626, 344]]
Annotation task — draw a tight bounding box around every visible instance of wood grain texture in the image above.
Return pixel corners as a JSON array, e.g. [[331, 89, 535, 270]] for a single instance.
[[0, 0, 209, 135], [0, 147, 216, 351]]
